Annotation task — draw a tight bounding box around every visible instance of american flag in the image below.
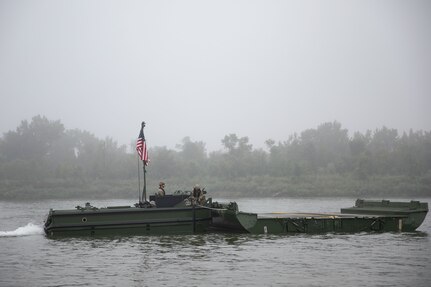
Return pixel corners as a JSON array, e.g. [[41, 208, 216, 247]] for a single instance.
[[136, 125, 149, 165]]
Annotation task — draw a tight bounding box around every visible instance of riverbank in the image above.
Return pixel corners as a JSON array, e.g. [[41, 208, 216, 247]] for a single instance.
[[1, 173, 429, 200]]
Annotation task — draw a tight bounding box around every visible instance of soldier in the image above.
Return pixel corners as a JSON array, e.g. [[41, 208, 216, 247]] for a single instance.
[[157, 182, 166, 196], [192, 184, 201, 199], [192, 184, 206, 205]]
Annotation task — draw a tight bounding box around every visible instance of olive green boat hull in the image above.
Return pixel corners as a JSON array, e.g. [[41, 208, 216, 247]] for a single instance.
[[234, 212, 406, 234], [340, 199, 428, 232], [45, 199, 428, 236], [44, 206, 212, 237], [213, 199, 429, 234]]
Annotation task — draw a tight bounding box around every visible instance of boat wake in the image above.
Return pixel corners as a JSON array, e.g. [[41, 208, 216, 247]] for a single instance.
[[0, 223, 44, 237]]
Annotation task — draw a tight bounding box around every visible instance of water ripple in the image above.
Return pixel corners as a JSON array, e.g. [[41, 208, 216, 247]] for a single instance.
[[1, 198, 430, 287]]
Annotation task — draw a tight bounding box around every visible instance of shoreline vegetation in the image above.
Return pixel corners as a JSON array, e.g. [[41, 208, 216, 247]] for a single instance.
[[1, 174, 429, 201], [1, 116, 430, 201]]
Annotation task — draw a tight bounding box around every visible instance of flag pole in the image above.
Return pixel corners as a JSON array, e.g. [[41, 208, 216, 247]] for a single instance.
[[141, 121, 147, 204], [137, 156, 141, 204], [143, 158, 147, 203], [136, 121, 148, 207]]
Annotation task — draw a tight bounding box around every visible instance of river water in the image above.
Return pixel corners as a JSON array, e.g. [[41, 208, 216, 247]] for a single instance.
[[1, 197, 430, 287]]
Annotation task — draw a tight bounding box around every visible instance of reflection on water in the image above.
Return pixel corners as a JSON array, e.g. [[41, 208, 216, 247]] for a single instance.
[[0, 198, 430, 287]]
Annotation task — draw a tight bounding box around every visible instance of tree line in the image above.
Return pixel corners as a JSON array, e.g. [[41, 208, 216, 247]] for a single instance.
[[0, 115, 430, 200]]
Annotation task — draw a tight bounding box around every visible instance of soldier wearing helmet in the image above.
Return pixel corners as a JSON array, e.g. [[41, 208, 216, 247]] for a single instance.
[[157, 182, 166, 196], [192, 184, 206, 205]]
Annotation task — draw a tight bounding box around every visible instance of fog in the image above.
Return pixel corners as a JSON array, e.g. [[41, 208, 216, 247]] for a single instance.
[[1, 0, 430, 151]]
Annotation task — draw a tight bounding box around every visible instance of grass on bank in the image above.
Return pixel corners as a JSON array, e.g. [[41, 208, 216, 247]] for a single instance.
[[1, 173, 430, 201]]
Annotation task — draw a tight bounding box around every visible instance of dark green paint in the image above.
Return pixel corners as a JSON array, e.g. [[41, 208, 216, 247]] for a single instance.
[[44, 198, 428, 237], [212, 199, 428, 234]]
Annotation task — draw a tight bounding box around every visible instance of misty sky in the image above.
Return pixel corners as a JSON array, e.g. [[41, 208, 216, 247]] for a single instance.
[[1, 0, 430, 151]]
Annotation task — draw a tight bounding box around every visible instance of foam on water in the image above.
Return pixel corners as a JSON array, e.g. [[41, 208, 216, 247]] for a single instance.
[[0, 223, 44, 237]]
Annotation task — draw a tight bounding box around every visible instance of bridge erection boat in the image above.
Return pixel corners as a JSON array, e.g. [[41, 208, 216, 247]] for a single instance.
[[44, 194, 214, 237]]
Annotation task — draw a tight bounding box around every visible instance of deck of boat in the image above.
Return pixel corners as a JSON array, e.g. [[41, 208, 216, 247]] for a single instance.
[[257, 212, 405, 219]]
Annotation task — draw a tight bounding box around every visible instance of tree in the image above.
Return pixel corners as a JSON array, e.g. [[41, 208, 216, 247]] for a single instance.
[[221, 134, 254, 177], [176, 137, 207, 177], [368, 127, 399, 174], [295, 121, 350, 172], [149, 146, 179, 179], [1, 115, 65, 161], [177, 137, 207, 163], [222, 134, 252, 156], [349, 131, 371, 157]]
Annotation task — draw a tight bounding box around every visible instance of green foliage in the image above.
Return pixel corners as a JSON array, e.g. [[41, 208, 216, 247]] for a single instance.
[[1, 115, 65, 161], [0, 116, 430, 200]]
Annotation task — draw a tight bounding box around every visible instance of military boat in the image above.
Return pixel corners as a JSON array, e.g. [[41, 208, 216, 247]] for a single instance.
[[44, 193, 213, 237], [211, 199, 428, 234], [44, 197, 428, 237]]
